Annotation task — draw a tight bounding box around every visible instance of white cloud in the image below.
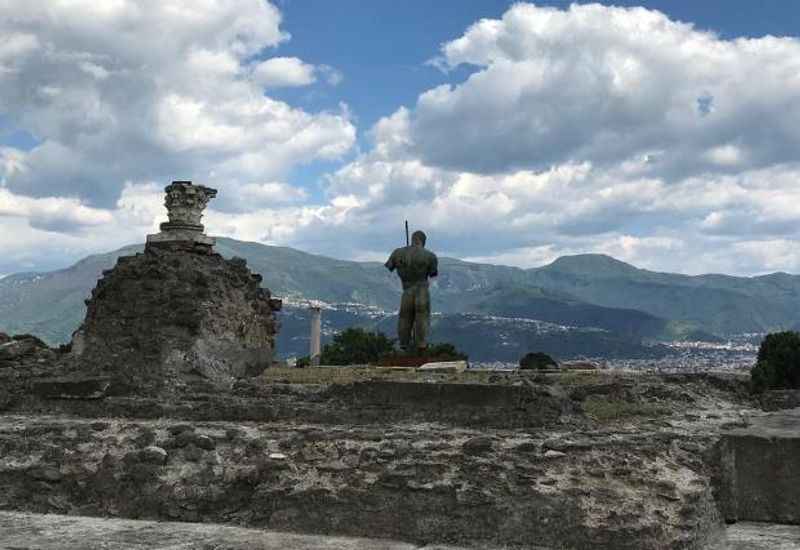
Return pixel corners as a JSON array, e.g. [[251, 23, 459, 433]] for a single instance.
[[294, 3, 800, 276], [238, 182, 308, 205], [251, 57, 317, 88], [318, 65, 344, 86], [411, 3, 800, 177], [0, 0, 355, 207], [704, 144, 745, 167], [0, 188, 113, 232], [4, 2, 800, 279], [0, 147, 27, 183]]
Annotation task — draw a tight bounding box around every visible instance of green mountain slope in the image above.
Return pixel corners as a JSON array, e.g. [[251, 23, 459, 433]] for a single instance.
[[527, 254, 800, 334], [0, 238, 540, 341], [1, 241, 798, 360], [463, 287, 717, 342]]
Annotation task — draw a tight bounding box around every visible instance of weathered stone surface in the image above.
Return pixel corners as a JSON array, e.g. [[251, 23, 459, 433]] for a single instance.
[[69, 245, 280, 395], [0, 370, 760, 548], [322, 380, 572, 428], [758, 389, 800, 411], [462, 435, 495, 455], [725, 522, 800, 550], [0, 511, 479, 550], [418, 360, 467, 372], [146, 180, 218, 248], [56, 180, 282, 397], [0, 334, 56, 368], [720, 407, 800, 524], [0, 334, 63, 411], [33, 376, 110, 399], [140, 446, 168, 465], [0, 409, 728, 550], [543, 449, 567, 459]]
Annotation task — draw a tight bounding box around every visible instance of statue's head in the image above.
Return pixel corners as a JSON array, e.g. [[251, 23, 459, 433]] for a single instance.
[[411, 230, 427, 247]]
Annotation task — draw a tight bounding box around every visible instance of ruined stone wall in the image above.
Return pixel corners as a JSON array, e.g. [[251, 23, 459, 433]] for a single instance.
[[0, 414, 724, 550], [72, 243, 280, 395]]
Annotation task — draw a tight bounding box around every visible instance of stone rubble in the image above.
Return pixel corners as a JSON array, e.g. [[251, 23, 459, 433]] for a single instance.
[[64, 181, 281, 395], [0, 371, 762, 549]]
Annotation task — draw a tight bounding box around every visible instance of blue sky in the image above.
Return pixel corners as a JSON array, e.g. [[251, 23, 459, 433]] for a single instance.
[[277, 0, 800, 134], [271, 0, 800, 130], [2, 1, 800, 275], [274, 0, 800, 201]]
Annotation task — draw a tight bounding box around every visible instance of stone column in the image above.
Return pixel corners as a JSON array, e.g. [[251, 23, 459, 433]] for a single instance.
[[309, 306, 321, 366]]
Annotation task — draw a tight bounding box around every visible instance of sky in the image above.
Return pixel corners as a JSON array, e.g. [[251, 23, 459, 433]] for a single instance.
[[2, 1, 800, 276]]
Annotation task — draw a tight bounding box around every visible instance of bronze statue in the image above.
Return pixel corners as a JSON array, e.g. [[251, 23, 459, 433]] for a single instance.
[[385, 229, 438, 352]]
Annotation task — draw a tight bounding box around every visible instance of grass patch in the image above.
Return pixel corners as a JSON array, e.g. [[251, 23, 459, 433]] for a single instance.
[[583, 395, 671, 423]]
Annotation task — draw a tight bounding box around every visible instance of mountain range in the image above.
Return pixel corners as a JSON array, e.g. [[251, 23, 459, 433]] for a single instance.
[[1, 237, 795, 361]]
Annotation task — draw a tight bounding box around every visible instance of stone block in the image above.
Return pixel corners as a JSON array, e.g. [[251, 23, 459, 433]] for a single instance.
[[758, 390, 800, 411], [140, 446, 168, 465], [33, 377, 110, 400], [418, 360, 468, 372], [721, 407, 800, 524], [146, 230, 215, 247], [462, 436, 495, 455]]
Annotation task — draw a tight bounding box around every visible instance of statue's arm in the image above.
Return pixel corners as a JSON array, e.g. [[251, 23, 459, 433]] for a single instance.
[[385, 250, 396, 272], [429, 254, 438, 278]]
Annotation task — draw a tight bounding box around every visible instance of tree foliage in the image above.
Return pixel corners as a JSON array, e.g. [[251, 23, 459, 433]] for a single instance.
[[319, 328, 396, 365], [519, 351, 558, 370], [751, 331, 800, 392]]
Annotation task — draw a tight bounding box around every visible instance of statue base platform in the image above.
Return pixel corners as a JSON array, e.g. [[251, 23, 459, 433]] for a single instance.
[[372, 356, 468, 370], [418, 360, 468, 372]]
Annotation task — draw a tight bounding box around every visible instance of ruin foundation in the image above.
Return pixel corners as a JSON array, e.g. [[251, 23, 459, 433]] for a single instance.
[[68, 181, 281, 395]]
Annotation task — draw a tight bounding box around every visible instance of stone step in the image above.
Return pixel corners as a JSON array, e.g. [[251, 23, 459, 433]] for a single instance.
[[20, 379, 571, 429], [0, 511, 476, 550]]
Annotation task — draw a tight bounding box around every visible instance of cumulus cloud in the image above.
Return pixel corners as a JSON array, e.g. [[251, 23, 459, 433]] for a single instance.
[[249, 57, 344, 89], [0, 180, 163, 273], [299, 3, 800, 275], [318, 65, 344, 86], [412, 3, 800, 177], [0, 188, 113, 233], [251, 57, 317, 88], [0, 0, 355, 207], [4, 2, 800, 278]]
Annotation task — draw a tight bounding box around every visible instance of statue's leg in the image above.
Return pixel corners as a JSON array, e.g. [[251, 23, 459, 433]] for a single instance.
[[414, 285, 431, 351], [398, 287, 414, 351]]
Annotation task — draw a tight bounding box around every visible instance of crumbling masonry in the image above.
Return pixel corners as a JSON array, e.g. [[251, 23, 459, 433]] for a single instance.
[[70, 181, 281, 395]]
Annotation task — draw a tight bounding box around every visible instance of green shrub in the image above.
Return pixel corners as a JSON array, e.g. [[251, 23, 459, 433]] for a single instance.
[[751, 331, 800, 392], [319, 328, 395, 365], [519, 352, 558, 370]]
